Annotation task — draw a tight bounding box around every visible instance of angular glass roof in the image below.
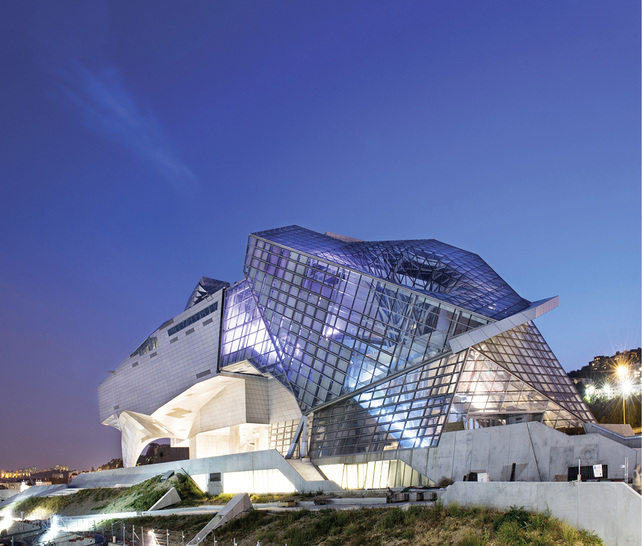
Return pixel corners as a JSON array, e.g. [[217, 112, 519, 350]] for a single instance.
[[252, 225, 530, 320]]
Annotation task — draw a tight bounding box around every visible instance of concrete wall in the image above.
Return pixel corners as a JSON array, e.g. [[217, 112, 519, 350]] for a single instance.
[[0, 485, 68, 509], [69, 449, 340, 494], [0, 489, 20, 502], [584, 423, 642, 449], [441, 481, 641, 546], [314, 422, 641, 484]]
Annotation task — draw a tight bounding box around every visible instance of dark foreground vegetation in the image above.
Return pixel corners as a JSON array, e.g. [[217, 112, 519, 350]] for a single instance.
[[103, 503, 601, 546], [586, 393, 641, 430]]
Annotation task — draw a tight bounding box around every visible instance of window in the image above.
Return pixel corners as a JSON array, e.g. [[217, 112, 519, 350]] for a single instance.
[[168, 302, 218, 336]]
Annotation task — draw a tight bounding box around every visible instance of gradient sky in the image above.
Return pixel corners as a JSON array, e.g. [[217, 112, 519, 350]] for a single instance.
[[0, 1, 639, 472]]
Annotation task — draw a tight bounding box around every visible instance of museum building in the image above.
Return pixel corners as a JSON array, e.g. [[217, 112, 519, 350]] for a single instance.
[[98, 226, 594, 492]]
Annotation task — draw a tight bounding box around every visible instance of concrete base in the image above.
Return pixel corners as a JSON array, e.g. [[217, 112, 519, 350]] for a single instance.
[[441, 481, 641, 546], [149, 487, 181, 511], [69, 450, 341, 494], [313, 422, 642, 484], [187, 493, 251, 545], [0, 485, 69, 509]]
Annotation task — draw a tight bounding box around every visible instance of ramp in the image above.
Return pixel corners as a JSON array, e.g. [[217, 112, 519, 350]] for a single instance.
[[583, 422, 641, 449], [286, 459, 327, 481]]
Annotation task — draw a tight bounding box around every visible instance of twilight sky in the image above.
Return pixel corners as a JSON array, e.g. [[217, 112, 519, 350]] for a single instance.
[[0, 1, 639, 472]]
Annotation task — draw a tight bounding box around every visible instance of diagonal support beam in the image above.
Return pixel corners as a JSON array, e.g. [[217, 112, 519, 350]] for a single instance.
[[285, 415, 307, 459]]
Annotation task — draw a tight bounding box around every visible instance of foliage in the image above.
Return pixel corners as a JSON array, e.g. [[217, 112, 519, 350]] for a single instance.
[[122, 476, 165, 511], [208, 493, 234, 505], [446, 501, 469, 518], [456, 528, 486, 546], [12, 490, 604, 546], [493, 505, 531, 531], [587, 393, 641, 429], [249, 492, 291, 503], [497, 520, 528, 544], [12, 488, 122, 518], [173, 472, 206, 504]]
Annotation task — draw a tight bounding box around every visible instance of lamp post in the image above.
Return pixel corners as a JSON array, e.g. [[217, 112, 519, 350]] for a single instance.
[[616, 365, 629, 424]]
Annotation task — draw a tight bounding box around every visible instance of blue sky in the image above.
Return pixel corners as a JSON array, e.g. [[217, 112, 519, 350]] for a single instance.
[[0, 1, 639, 471]]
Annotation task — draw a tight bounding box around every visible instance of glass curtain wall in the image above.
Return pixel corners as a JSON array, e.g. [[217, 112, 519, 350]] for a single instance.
[[449, 347, 588, 429], [218, 226, 594, 459], [239, 234, 486, 411]]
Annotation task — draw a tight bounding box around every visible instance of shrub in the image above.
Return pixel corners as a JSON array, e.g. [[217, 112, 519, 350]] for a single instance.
[[174, 473, 206, 503], [211, 493, 234, 505], [496, 520, 528, 545], [578, 528, 603, 545], [494, 505, 531, 531], [218, 509, 268, 535], [446, 501, 468, 518], [379, 507, 405, 529], [404, 504, 425, 523], [457, 529, 486, 546], [402, 528, 415, 540], [531, 508, 552, 531], [427, 499, 445, 524]]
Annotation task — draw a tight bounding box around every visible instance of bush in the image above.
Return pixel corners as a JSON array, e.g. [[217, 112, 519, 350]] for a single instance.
[[446, 501, 468, 518], [457, 529, 486, 546], [211, 493, 234, 505], [404, 504, 425, 523], [174, 473, 206, 503], [531, 508, 552, 531], [218, 509, 268, 535], [496, 520, 528, 545], [379, 507, 405, 529], [402, 528, 415, 540], [494, 505, 531, 531], [427, 499, 446, 524]]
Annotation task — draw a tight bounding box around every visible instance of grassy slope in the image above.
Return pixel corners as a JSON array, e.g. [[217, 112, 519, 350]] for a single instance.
[[99, 503, 602, 546], [207, 503, 603, 546], [9, 481, 603, 545], [9, 473, 208, 518]]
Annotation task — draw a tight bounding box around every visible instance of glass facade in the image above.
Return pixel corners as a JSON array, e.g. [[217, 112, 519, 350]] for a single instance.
[[449, 347, 588, 430], [216, 226, 594, 458]]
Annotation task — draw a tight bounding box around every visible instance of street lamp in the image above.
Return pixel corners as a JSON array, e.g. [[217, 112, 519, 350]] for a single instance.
[[615, 364, 630, 424], [621, 379, 632, 425]]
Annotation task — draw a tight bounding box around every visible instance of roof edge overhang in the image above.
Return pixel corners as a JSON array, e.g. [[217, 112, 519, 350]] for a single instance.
[[447, 296, 559, 353]]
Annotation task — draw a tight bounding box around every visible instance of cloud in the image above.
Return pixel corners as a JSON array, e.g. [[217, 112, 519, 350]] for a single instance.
[[57, 59, 198, 193]]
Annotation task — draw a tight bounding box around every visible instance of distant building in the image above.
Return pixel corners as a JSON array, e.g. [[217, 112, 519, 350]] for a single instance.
[[0, 465, 75, 485], [97, 459, 123, 471], [569, 348, 641, 397], [0, 468, 36, 479], [589, 349, 641, 379], [137, 442, 189, 466]]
